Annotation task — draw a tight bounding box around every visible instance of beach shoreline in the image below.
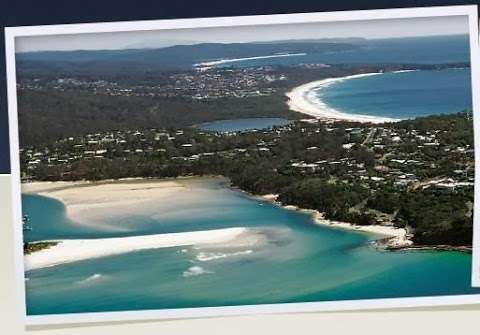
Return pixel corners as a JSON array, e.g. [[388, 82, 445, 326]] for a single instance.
[[285, 72, 406, 123], [24, 227, 248, 271], [194, 52, 307, 70], [22, 177, 470, 267], [23, 179, 187, 228], [256, 193, 471, 252], [257, 194, 412, 249]]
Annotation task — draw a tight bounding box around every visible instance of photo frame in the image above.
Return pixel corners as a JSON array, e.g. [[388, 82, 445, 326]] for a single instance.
[[5, 4, 480, 326]]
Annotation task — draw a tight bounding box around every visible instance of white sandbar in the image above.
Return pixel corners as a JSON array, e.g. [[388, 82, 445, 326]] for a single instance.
[[194, 53, 306, 68], [25, 227, 247, 271], [22, 179, 186, 227]]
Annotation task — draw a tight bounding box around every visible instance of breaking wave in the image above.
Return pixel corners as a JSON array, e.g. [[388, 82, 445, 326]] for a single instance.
[[78, 273, 104, 284], [196, 250, 254, 262], [183, 266, 211, 277]]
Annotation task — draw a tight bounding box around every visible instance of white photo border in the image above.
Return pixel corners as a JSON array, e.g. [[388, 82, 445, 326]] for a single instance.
[[5, 4, 480, 327]]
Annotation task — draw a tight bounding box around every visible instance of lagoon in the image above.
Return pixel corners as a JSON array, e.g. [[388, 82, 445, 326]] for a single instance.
[[197, 118, 291, 132], [22, 178, 480, 315]]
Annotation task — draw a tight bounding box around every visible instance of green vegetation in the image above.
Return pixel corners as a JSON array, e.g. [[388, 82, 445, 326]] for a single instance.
[[21, 112, 474, 247], [17, 63, 467, 146], [278, 179, 369, 222], [17, 57, 474, 247], [18, 89, 300, 146], [396, 189, 472, 245], [16, 41, 361, 74], [24, 241, 58, 254]]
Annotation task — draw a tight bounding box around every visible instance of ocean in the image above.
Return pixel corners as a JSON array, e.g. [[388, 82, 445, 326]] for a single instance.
[[203, 35, 472, 126], [198, 67, 472, 131], [23, 178, 480, 315], [213, 35, 470, 68], [315, 68, 472, 120]]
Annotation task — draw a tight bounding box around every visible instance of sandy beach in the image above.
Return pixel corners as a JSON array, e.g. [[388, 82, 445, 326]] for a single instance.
[[22, 179, 187, 227], [21, 180, 88, 193], [285, 72, 401, 123], [194, 53, 307, 69], [23, 178, 412, 273], [259, 194, 412, 248], [25, 227, 248, 270], [313, 217, 412, 248]]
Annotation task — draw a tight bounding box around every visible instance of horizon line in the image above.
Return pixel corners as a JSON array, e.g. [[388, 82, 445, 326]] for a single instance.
[[15, 33, 468, 54]]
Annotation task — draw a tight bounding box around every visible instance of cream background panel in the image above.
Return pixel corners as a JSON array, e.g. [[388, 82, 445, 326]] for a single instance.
[[1, 175, 480, 334]]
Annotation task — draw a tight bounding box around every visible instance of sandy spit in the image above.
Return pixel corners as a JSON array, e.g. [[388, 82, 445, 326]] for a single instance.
[[25, 227, 247, 271]]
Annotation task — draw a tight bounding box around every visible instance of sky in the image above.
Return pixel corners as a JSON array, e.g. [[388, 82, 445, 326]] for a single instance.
[[15, 15, 469, 52]]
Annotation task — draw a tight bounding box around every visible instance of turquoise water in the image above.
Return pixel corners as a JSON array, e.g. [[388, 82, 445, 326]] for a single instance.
[[22, 179, 480, 315], [316, 68, 472, 119], [197, 118, 291, 132]]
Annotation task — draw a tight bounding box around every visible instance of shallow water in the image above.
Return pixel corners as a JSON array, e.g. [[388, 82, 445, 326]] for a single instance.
[[22, 178, 480, 315]]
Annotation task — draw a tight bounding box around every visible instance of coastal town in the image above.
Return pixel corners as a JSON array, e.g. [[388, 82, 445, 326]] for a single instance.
[[21, 115, 474, 192], [17, 66, 289, 100], [17, 61, 466, 103], [20, 109, 474, 249], [16, 50, 475, 250]]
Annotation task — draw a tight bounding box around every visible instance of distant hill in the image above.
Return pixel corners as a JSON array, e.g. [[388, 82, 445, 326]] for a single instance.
[[17, 35, 468, 76], [253, 37, 367, 44], [16, 41, 360, 75]]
